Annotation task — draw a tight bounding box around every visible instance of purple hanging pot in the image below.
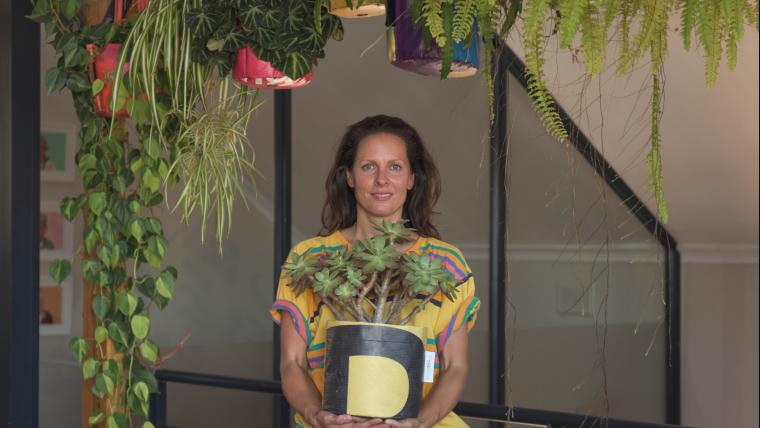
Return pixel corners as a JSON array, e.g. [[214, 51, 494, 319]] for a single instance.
[[387, 0, 480, 78]]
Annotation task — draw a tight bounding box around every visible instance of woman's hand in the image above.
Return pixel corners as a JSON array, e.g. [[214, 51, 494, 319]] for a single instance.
[[382, 418, 426, 428], [305, 408, 384, 428]]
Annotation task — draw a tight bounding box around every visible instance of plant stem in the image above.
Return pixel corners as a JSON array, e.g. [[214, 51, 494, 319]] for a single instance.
[[372, 270, 392, 323], [384, 289, 411, 324], [320, 297, 345, 321], [398, 290, 439, 326]]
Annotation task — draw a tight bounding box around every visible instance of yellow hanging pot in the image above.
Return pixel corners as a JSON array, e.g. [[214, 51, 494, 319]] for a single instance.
[[328, 0, 385, 18]]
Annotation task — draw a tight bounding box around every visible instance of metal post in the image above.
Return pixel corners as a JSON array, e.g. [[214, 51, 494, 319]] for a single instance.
[[149, 381, 168, 427], [0, 0, 40, 426], [273, 90, 293, 428], [488, 45, 508, 427], [665, 247, 681, 424]]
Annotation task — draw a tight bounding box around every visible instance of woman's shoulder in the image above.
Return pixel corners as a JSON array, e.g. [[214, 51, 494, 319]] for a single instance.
[[416, 236, 472, 282], [290, 231, 349, 256], [418, 236, 468, 261]]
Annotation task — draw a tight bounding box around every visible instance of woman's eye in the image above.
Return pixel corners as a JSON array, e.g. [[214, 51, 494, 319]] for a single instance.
[[389, 164, 402, 172], [361, 164, 376, 172]]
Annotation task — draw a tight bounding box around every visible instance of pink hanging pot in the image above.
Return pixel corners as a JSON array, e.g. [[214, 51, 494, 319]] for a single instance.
[[233, 47, 314, 90], [87, 43, 130, 118]]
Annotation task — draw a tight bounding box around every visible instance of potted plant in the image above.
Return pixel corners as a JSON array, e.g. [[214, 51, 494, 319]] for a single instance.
[[386, 0, 480, 78], [109, 0, 263, 249], [327, 0, 386, 18], [187, 0, 343, 90], [281, 220, 460, 419]]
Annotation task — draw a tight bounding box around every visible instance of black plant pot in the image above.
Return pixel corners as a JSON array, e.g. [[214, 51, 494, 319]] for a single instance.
[[322, 321, 426, 419]]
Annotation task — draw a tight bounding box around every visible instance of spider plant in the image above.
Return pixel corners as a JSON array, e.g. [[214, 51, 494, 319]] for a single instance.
[[110, 0, 264, 250], [166, 78, 263, 252], [282, 220, 458, 325]]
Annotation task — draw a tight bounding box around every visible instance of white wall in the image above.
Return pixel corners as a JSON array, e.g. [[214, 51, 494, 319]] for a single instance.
[[681, 258, 759, 428]]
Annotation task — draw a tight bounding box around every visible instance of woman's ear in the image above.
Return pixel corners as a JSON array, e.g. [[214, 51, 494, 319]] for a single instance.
[[407, 172, 414, 190], [345, 168, 355, 188]]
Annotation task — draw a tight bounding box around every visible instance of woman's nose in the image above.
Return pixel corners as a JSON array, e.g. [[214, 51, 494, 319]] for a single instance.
[[375, 170, 388, 185]]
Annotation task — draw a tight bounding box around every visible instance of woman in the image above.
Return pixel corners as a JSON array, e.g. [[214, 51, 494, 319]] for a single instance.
[[271, 115, 480, 428]]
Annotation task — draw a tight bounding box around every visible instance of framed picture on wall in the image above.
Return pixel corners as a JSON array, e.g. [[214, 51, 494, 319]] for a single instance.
[[40, 201, 73, 261], [40, 121, 77, 182], [39, 274, 73, 335]]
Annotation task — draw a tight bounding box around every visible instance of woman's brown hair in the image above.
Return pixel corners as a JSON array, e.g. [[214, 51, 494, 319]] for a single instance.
[[320, 115, 442, 239]]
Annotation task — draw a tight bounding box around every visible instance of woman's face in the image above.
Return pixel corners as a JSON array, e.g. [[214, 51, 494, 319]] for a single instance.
[[346, 133, 414, 222]]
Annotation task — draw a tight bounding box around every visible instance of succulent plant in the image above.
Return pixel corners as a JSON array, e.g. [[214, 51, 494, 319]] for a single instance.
[[282, 220, 458, 325]]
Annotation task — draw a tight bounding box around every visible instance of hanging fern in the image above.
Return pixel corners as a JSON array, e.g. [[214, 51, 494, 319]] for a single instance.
[[524, 0, 569, 141], [680, 0, 698, 49], [558, 0, 586, 48], [581, 1, 606, 75], [648, 72, 668, 223], [453, 0, 478, 42]]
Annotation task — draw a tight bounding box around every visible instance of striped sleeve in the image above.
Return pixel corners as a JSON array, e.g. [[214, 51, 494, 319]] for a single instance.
[[270, 248, 313, 346], [433, 245, 480, 354]]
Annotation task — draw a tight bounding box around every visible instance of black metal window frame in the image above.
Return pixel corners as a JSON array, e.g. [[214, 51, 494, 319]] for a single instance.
[[1, 4, 680, 426]]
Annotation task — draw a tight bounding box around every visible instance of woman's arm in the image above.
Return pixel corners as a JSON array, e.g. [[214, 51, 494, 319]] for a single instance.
[[280, 312, 383, 428], [385, 325, 470, 428]]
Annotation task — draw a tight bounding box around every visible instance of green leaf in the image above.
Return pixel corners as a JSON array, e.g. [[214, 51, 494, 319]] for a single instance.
[[61, 0, 81, 20], [131, 314, 150, 340], [130, 219, 145, 242], [142, 169, 160, 193], [129, 200, 141, 214], [126, 98, 149, 124], [116, 291, 139, 316], [96, 244, 112, 268], [106, 413, 128, 428], [60, 197, 78, 222], [108, 321, 129, 346], [147, 218, 162, 234], [139, 340, 159, 363], [91, 79, 105, 96], [144, 136, 160, 160], [69, 337, 88, 363], [67, 73, 91, 92], [81, 259, 100, 281], [95, 326, 109, 344], [82, 358, 99, 379], [92, 295, 111, 320], [88, 409, 105, 425], [133, 381, 150, 402], [131, 363, 159, 392], [49, 260, 71, 283], [143, 422, 156, 428], [143, 248, 161, 268], [88, 192, 107, 215], [27, 0, 52, 23], [155, 270, 175, 299], [45, 67, 67, 94]]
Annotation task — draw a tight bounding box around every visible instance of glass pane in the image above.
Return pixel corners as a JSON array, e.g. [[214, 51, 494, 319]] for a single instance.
[[505, 73, 668, 424]]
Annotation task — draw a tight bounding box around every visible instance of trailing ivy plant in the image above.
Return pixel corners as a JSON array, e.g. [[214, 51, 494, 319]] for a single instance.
[[187, 0, 344, 80], [30, 0, 175, 426]]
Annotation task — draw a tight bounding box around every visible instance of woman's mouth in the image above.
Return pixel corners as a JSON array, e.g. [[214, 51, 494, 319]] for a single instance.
[[371, 192, 393, 201]]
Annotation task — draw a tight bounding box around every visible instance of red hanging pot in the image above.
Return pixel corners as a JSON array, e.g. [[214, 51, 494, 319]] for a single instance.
[[233, 47, 313, 90], [87, 43, 129, 118]]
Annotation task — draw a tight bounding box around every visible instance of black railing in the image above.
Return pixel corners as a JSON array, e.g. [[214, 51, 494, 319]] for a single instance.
[[149, 369, 689, 428]]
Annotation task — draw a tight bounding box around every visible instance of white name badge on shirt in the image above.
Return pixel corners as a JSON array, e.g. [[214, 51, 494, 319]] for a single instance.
[[423, 351, 436, 383]]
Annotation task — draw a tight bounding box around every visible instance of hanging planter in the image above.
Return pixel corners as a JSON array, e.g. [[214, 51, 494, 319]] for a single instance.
[[233, 47, 314, 90], [323, 321, 425, 419], [386, 0, 479, 78], [87, 43, 129, 118], [328, 0, 385, 18]]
